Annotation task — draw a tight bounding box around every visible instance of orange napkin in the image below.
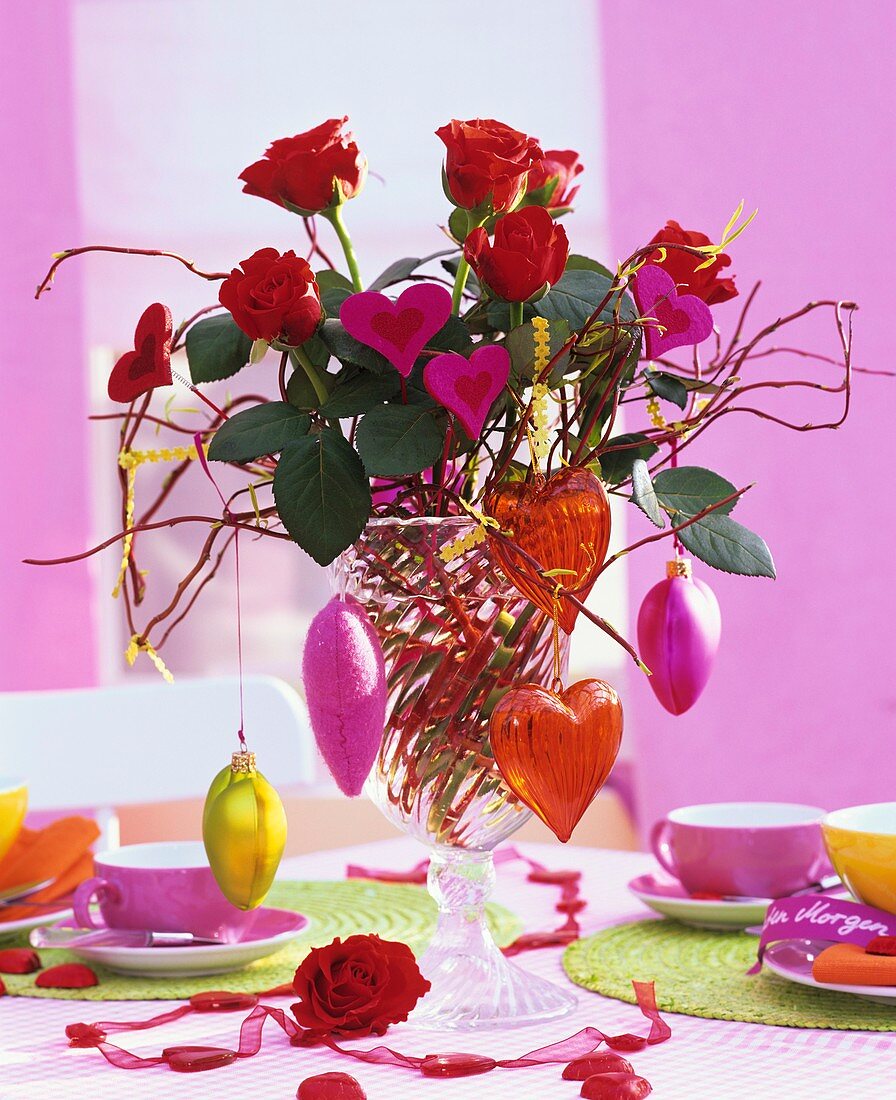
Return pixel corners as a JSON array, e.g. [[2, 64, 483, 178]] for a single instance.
[[0, 817, 100, 923], [812, 943, 896, 987]]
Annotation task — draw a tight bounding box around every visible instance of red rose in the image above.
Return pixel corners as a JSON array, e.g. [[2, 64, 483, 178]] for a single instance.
[[464, 206, 569, 303], [291, 934, 430, 1037], [526, 149, 584, 208], [436, 118, 543, 214], [239, 118, 367, 214], [645, 220, 738, 304], [219, 248, 322, 346]]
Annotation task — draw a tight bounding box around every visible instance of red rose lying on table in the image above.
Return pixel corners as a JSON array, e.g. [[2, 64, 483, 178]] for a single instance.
[[291, 933, 431, 1037]]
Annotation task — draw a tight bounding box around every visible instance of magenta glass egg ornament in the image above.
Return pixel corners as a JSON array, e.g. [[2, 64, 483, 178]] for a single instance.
[[636, 559, 721, 715], [302, 597, 387, 796]]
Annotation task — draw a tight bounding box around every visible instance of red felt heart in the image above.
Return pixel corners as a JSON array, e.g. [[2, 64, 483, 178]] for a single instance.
[[35, 963, 98, 988], [0, 948, 41, 973], [370, 307, 424, 352], [633, 264, 713, 359], [107, 302, 174, 403], [489, 678, 623, 843]]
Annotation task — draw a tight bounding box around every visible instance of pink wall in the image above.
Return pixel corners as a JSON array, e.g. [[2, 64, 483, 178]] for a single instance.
[[0, 1, 97, 689], [600, 3, 895, 822]]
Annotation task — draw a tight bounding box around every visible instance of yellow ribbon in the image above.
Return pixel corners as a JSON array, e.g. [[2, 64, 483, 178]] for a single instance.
[[124, 634, 174, 683]]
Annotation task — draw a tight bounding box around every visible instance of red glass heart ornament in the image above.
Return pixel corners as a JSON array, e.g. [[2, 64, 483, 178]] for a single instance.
[[636, 560, 721, 715], [633, 265, 713, 359], [340, 283, 452, 378], [190, 990, 259, 1011], [420, 1052, 498, 1078], [66, 1023, 105, 1047], [297, 1072, 367, 1099], [107, 302, 174, 403], [0, 947, 41, 973], [580, 1072, 652, 1099], [563, 1054, 635, 1080], [35, 963, 98, 988], [605, 1034, 648, 1053], [489, 678, 623, 842], [423, 344, 511, 438], [486, 467, 611, 634], [0, 977, 6, 997], [165, 1046, 237, 1072]]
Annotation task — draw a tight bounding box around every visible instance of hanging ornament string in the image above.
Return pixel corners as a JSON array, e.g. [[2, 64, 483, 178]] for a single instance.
[[64, 982, 670, 1076], [194, 432, 246, 749], [670, 435, 681, 557]]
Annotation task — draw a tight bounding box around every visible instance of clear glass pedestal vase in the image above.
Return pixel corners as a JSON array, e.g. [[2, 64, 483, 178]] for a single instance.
[[332, 517, 577, 1030]]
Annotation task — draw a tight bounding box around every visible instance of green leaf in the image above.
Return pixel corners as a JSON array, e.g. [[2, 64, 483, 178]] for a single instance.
[[315, 270, 354, 316], [536, 269, 630, 330], [565, 254, 614, 278], [355, 403, 446, 476], [646, 371, 689, 409], [427, 315, 473, 353], [185, 314, 252, 383], [630, 459, 664, 528], [368, 250, 457, 293], [447, 208, 469, 244], [319, 368, 401, 417], [286, 359, 334, 412], [273, 430, 371, 566], [653, 466, 738, 518], [598, 433, 659, 485], [505, 318, 571, 385], [676, 514, 776, 578], [207, 402, 310, 463], [318, 319, 392, 374]]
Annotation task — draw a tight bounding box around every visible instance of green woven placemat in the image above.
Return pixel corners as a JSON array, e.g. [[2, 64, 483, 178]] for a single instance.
[[563, 918, 896, 1031], [3, 879, 521, 1002]]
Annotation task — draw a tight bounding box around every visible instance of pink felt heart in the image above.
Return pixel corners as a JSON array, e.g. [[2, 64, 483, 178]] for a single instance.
[[423, 345, 510, 438], [107, 303, 174, 403], [633, 264, 714, 358], [339, 283, 452, 378]]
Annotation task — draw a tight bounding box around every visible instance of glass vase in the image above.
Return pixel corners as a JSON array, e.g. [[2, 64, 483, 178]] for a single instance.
[[332, 517, 576, 1029]]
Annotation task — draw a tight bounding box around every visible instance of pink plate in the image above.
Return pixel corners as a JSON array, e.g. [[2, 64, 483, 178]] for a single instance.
[[764, 939, 896, 1004]]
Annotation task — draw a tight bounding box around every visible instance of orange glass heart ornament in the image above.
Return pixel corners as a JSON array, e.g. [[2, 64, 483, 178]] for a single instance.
[[489, 678, 623, 842], [485, 467, 611, 633]]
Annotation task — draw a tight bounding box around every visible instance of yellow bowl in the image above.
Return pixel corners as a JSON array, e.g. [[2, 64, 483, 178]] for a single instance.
[[823, 802, 896, 914], [0, 778, 28, 866]]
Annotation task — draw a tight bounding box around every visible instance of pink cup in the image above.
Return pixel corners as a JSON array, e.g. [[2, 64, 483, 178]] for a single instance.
[[650, 802, 828, 898], [73, 841, 256, 942]]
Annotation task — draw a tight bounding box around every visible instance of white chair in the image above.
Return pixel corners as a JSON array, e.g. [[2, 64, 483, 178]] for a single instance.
[[0, 675, 315, 846]]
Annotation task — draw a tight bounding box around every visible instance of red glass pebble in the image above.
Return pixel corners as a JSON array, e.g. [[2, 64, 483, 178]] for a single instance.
[[420, 1052, 498, 1078], [580, 1072, 652, 1099], [605, 1033, 648, 1052], [66, 1023, 106, 1047], [190, 990, 258, 1011], [297, 1072, 367, 1099], [35, 963, 98, 989], [528, 868, 583, 885], [563, 1054, 635, 1080], [0, 948, 41, 974], [865, 936, 896, 956], [689, 892, 723, 901], [166, 1046, 237, 1072]]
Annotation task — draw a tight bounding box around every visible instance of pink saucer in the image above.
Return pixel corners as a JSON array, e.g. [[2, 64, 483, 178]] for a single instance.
[[55, 905, 307, 943], [764, 939, 896, 1004], [628, 872, 771, 930]]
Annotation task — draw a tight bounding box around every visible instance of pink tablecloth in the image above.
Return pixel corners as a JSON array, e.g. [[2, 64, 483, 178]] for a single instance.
[[0, 838, 893, 1099]]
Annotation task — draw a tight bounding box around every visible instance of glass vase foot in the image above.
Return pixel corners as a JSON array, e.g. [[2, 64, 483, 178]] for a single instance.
[[410, 848, 577, 1030]]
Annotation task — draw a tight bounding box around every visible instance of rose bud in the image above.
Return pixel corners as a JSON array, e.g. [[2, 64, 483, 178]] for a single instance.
[[219, 248, 322, 347], [291, 934, 430, 1038], [240, 118, 367, 215], [436, 118, 542, 215], [464, 206, 569, 303], [525, 149, 584, 209], [0, 948, 41, 974], [644, 220, 738, 304]]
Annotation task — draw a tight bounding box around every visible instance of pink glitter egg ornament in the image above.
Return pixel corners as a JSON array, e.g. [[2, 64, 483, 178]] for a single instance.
[[637, 559, 721, 716], [302, 597, 387, 796]]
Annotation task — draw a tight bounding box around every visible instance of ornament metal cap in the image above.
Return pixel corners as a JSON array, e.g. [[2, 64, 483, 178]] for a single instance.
[[666, 557, 693, 579], [231, 750, 256, 773]]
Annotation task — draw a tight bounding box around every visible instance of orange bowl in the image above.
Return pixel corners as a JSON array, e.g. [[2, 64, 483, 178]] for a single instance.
[[0, 778, 28, 866], [822, 803, 896, 914]]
